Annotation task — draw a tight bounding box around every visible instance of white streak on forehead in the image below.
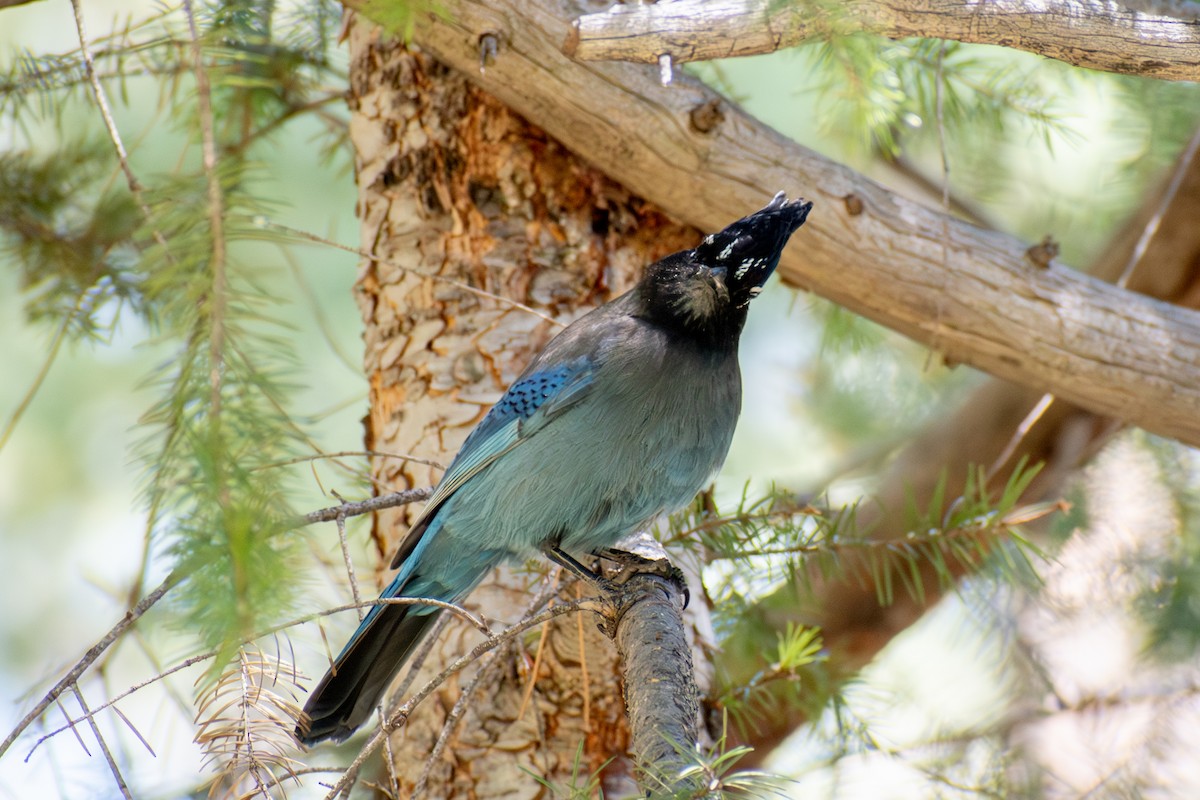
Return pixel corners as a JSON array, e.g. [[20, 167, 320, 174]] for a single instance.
[[735, 257, 764, 280]]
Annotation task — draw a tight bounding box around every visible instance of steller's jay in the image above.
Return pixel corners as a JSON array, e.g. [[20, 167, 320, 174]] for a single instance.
[[296, 192, 813, 745]]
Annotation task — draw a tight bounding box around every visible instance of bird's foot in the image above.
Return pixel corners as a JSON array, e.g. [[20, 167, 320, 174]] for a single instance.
[[595, 547, 690, 609], [542, 545, 689, 608], [542, 545, 620, 593]]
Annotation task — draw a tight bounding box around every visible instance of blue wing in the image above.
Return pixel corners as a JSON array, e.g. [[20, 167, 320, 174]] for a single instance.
[[389, 357, 595, 569]]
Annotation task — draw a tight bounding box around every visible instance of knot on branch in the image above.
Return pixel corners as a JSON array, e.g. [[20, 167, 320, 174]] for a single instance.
[[689, 98, 725, 134]]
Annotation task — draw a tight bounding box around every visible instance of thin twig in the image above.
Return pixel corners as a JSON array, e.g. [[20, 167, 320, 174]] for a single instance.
[[988, 392, 1056, 480], [411, 647, 508, 798], [388, 613, 453, 703], [228, 338, 386, 491], [379, 706, 401, 800], [261, 221, 563, 327], [334, 511, 364, 622], [665, 502, 817, 544], [1116, 124, 1200, 288], [68, 0, 173, 260], [302, 597, 492, 641], [70, 0, 140, 193], [935, 42, 951, 211], [261, 450, 445, 473], [701, 510, 1056, 561], [70, 684, 133, 800], [54, 695, 89, 757], [109, 704, 155, 758], [2, 571, 182, 760], [0, 303, 71, 455], [0, 281, 108, 455], [301, 487, 433, 525], [281, 246, 362, 375]]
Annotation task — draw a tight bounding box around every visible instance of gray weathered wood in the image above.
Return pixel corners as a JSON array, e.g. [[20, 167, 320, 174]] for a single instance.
[[565, 0, 1200, 82]]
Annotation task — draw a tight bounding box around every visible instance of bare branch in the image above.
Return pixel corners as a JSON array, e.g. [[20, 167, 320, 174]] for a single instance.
[[256, 450, 445, 473], [333, 512, 364, 622], [70, 0, 144, 195], [0, 571, 181, 760], [564, 0, 1200, 82], [301, 487, 433, 525], [373, 0, 1200, 449], [70, 685, 133, 800]]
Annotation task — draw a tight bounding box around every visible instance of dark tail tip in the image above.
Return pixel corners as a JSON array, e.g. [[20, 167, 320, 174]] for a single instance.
[[294, 604, 445, 746]]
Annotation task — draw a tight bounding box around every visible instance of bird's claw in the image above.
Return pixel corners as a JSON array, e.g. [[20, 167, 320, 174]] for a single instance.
[[596, 548, 690, 609], [542, 545, 689, 608]]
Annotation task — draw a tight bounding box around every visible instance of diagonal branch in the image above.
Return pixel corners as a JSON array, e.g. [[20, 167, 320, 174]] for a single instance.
[[374, 0, 1200, 449], [718, 123, 1200, 764], [0, 571, 182, 760], [565, 0, 1200, 82]]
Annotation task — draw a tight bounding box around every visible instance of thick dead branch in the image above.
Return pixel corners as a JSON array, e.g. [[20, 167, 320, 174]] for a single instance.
[[367, 0, 1200, 448], [565, 0, 1200, 82], [720, 129, 1200, 763]]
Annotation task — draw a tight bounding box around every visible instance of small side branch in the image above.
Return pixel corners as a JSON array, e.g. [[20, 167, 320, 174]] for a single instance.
[[565, 0, 1200, 82], [301, 487, 432, 525]]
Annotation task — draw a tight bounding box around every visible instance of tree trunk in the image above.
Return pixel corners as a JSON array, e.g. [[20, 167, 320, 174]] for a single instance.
[[345, 15, 703, 795]]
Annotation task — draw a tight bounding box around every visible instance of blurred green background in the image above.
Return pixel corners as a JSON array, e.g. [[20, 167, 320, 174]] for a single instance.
[[3, 1, 1199, 798]]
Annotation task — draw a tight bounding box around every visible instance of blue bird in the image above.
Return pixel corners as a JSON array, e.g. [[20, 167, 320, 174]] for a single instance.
[[296, 192, 813, 745]]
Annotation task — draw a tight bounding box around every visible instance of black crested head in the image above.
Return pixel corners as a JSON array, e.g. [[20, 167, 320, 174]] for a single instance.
[[637, 191, 813, 347]]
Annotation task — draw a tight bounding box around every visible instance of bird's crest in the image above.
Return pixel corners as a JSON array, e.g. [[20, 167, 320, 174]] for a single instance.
[[640, 191, 813, 343], [692, 191, 812, 306]]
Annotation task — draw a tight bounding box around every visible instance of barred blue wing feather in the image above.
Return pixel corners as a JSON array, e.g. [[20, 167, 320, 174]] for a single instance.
[[390, 359, 596, 570]]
